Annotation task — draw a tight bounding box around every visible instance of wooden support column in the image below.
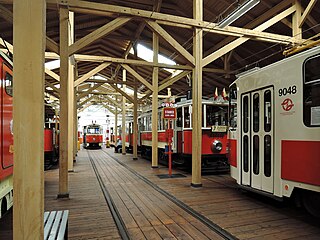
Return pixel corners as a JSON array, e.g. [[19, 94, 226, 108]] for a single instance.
[[133, 80, 138, 160], [293, 0, 302, 39], [133, 44, 138, 160], [122, 69, 126, 155], [115, 100, 118, 143], [58, 6, 70, 198], [191, 0, 203, 187], [13, 0, 45, 238], [151, 32, 159, 168], [68, 11, 75, 168]]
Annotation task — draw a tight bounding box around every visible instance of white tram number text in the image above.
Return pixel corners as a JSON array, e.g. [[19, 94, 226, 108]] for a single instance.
[[278, 85, 297, 97]]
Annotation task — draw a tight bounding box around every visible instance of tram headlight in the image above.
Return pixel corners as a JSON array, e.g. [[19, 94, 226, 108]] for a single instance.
[[212, 140, 222, 153]]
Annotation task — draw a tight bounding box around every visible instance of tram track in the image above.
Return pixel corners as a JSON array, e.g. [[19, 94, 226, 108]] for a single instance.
[[87, 150, 130, 240], [99, 149, 237, 240]]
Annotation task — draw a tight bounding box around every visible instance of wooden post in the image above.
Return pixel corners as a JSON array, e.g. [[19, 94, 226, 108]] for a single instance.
[[293, 0, 302, 39], [133, 44, 138, 160], [13, 0, 45, 238], [115, 100, 118, 145], [191, 0, 203, 187], [122, 69, 126, 155], [133, 80, 138, 160], [151, 32, 159, 168], [58, 6, 70, 198], [68, 12, 77, 172]]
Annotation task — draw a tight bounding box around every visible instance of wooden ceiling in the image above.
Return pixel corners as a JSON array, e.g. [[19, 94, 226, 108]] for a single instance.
[[0, 0, 319, 112]]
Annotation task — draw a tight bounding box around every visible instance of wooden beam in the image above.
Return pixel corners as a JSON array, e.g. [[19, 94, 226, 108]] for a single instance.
[[74, 62, 110, 87], [101, 103, 116, 115], [74, 54, 192, 70], [122, 64, 153, 91], [158, 71, 191, 92], [133, 78, 138, 160], [299, 0, 317, 27], [69, 10, 75, 168], [77, 82, 104, 100], [293, 0, 302, 39], [47, 0, 306, 46], [45, 67, 60, 81], [152, 32, 159, 168], [58, 5, 70, 197], [13, 0, 45, 238], [78, 95, 95, 107], [46, 37, 59, 54], [69, 17, 131, 55], [138, 71, 190, 103], [191, 0, 203, 187], [122, 69, 126, 155], [202, 5, 297, 67], [78, 101, 94, 113], [45, 81, 60, 93], [146, 20, 195, 66], [109, 83, 134, 103]]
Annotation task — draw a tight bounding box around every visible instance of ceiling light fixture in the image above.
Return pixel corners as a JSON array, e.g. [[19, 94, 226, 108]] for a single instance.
[[218, 0, 260, 28]]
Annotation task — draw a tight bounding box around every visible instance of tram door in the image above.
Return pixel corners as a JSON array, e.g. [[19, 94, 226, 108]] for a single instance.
[[241, 87, 274, 193]]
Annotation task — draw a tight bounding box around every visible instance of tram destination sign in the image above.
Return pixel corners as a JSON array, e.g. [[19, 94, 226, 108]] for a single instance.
[[162, 107, 177, 119]]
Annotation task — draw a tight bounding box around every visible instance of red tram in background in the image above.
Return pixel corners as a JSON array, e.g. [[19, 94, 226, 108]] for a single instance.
[[116, 97, 229, 172], [44, 106, 59, 167], [228, 46, 320, 217], [0, 50, 13, 218], [83, 123, 103, 149]]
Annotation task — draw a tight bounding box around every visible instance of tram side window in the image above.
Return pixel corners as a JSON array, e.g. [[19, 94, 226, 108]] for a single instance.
[[176, 108, 182, 127], [184, 107, 190, 128], [304, 55, 320, 127], [229, 85, 237, 129], [5, 72, 13, 97]]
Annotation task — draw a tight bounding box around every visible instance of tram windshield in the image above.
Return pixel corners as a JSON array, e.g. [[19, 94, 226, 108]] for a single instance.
[[87, 126, 102, 134], [206, 105, 228, 127]]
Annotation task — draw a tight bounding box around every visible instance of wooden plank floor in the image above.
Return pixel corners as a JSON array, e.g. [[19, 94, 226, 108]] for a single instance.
[[2, 147, 320, 239], [108, 148, 320, 240], [44, 151, 121, 240], [89, 149, 225, 239]]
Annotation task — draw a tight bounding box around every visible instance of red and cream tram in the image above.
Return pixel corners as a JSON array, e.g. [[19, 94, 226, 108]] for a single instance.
[[228, 46, 320, 217], [83, 123, 103, 149], [139, 97, 229, 172], [0, 50, 13, 218]]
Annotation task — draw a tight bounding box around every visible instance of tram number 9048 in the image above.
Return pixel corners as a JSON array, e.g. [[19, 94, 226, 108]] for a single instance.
[[278, 85, 297, 97]]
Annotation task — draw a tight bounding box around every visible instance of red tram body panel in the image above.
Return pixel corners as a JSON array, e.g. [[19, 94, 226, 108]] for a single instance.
[[0, 51, 13, 218]]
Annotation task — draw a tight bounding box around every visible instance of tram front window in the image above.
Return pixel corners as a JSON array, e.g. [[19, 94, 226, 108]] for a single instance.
[[206, 105, 228, 127], [87, 127, 101, 134]]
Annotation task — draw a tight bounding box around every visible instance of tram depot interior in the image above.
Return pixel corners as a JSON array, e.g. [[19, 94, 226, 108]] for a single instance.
[[1, 0, 320, 239]]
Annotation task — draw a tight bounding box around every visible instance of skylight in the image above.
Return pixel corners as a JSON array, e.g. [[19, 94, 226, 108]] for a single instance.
[[130, 43, 182, 76]]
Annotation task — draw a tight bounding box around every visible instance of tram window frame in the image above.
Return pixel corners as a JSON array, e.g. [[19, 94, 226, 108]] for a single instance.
[[243, 96, 249, 133], [176, 107, 182, 127], [264, 90, 271, 132], [253, 93, 260, 133], [303, 54, 320, 127], [229, 85, 237, 130], [184, 106, 191, 128], [5, 71, 13, 97]]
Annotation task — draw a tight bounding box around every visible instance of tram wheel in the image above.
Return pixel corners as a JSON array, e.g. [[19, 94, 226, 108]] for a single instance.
[[302, 190, 320, 218]]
